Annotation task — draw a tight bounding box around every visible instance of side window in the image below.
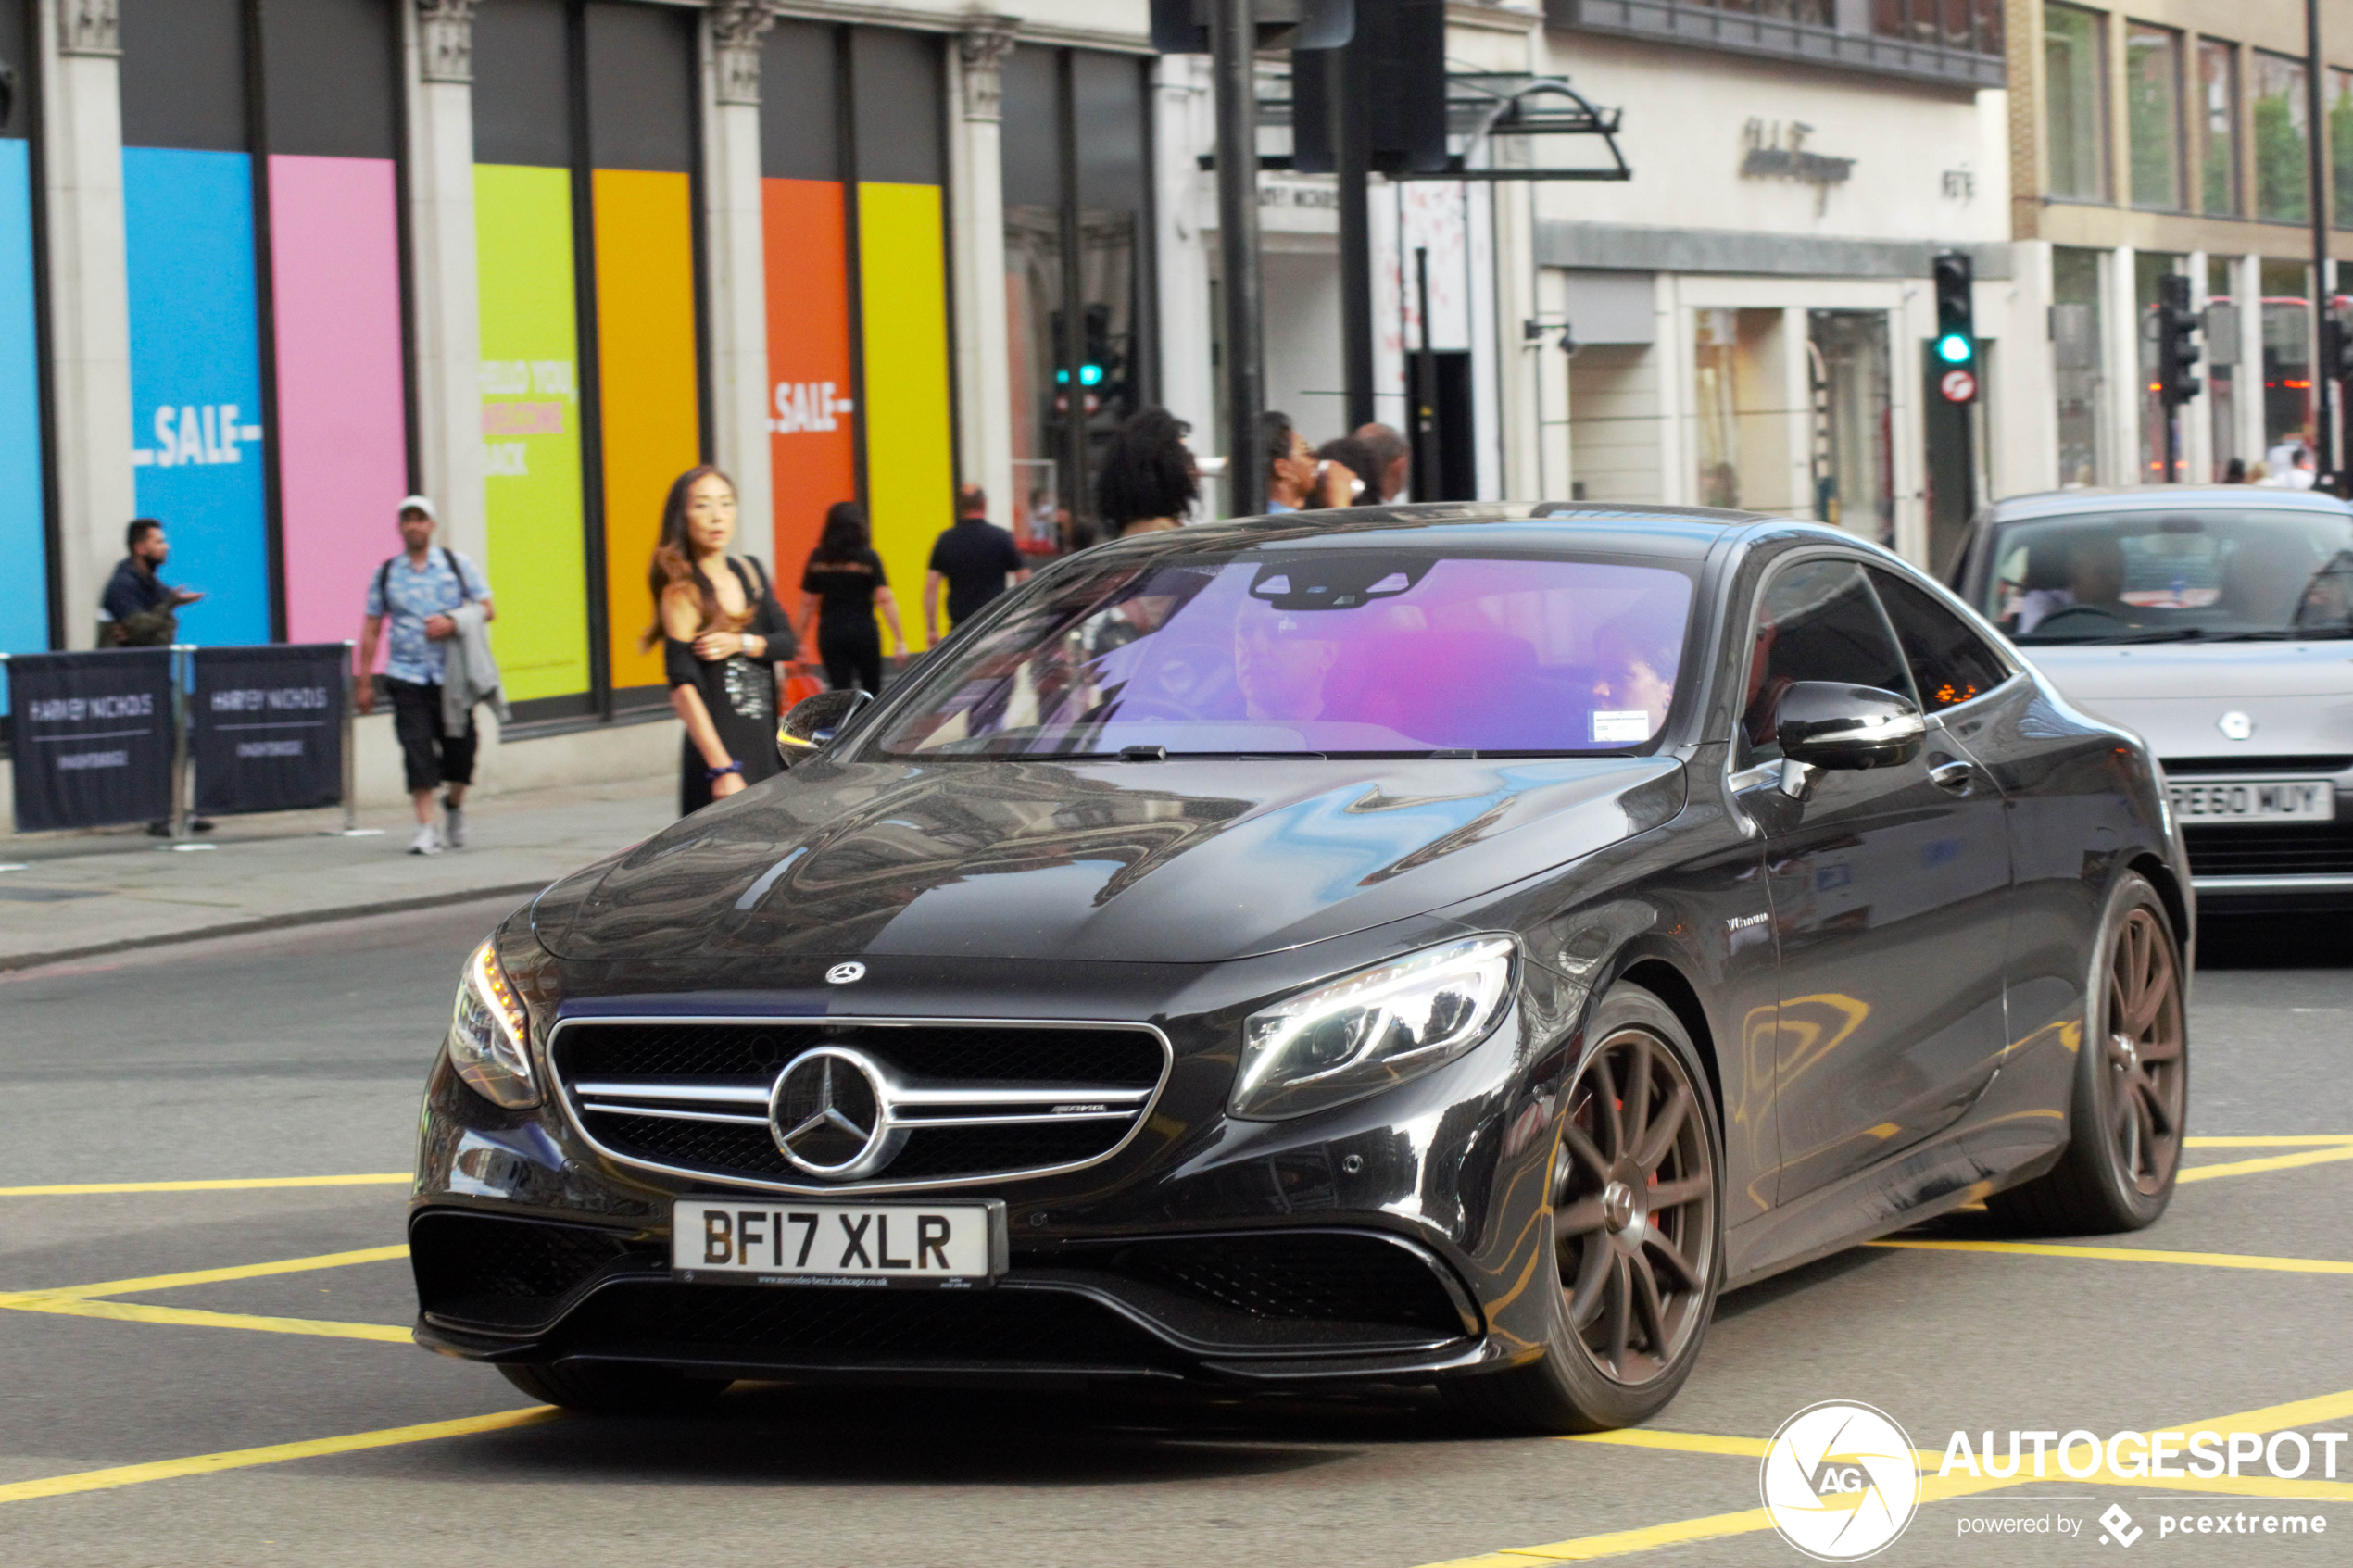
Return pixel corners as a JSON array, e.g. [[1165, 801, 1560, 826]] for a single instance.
[[1740, 558, 1912, 760], [1869, 569, 2012, 712]]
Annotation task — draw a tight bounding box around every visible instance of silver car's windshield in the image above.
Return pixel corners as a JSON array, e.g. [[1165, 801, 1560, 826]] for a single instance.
[[1981, 508, 2353, 644]]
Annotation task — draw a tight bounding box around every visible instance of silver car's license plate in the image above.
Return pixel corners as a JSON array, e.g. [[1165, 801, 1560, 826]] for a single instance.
[[673, 1198, 1006, 1287], [2168, 777, 2336, 823]]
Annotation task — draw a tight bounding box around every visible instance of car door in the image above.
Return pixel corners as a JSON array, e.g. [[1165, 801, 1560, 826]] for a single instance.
[[1740, 556, 2013, 1205]]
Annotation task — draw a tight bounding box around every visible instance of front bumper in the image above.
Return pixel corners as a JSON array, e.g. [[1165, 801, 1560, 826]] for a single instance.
[[407, 935, 1586, 1387]]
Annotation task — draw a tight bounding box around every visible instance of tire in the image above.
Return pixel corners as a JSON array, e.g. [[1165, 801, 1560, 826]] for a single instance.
[[497, 1360, 731, 1415], [1444, 985, 1724, 1433], [1988, 871, 2188, 1236]]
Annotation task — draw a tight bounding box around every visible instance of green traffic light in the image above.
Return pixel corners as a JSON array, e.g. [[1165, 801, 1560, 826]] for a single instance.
[[1936, 332, 1973, 365]]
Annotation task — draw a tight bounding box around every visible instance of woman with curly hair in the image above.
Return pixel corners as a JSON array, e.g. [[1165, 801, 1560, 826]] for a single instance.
[[1095, 407, 1201, 537]]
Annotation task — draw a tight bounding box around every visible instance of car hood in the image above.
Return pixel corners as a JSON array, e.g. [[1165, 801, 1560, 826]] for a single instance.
[[2021, 643, 2353, 760], [534, 755, 1686, 965]]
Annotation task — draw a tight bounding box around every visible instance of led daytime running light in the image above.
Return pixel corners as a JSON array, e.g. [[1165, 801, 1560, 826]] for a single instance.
[[449, 939, 537, 1108]]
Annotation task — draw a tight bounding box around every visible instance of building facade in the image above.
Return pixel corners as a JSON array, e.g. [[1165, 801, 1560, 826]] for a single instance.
[[3, 0, 1161, 797], [2005, 0, 2353, 493]]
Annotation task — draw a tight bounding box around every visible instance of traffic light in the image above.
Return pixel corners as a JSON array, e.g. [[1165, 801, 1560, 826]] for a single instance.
[[1291, 0, 1450, 177], [2327, 307, 2353, 386], [1931, 251, 1974, 370], [2156, 272, 2201, 408]]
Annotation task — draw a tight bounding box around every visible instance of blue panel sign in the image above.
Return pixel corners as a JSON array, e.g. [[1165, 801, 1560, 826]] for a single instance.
[[122, 147, 270, 647], [0, 139, 46, 685]]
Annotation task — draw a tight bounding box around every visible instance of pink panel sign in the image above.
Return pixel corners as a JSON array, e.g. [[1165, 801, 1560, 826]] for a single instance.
[[268, 154, 409, 653]]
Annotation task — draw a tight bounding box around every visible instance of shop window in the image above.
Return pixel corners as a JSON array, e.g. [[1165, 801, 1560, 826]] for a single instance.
[[2125, 24, 2183, 210], [118, 0, 271, 647], [2135, 253, 2186, 482], [1807, 311, 1893, 547], [0, 0, 47, 668], [2044, 4, 2108, 203], [2199, 40, 2241, 216], [2253, 50, 2310, 223], [1692, 308, 1790, 513], [2332, 69, 2353, 230], [258, 0, 409, 649], [2208, 257, 2240, 481], [2259, 257, 2314, 464], [2051, 246, 2106, 486]]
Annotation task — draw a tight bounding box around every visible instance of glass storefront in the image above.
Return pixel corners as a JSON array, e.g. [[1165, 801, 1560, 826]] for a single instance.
[[1807, 311, 1893, 546], [2051, 246, 2106, 486], [1692, 307, 1792, 514], [2136, 252, 2184, 482], [2259, 257, 2313, 464]]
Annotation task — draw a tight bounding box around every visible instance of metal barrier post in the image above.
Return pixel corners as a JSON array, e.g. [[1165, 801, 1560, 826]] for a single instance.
[[168, 644, 191, 842]]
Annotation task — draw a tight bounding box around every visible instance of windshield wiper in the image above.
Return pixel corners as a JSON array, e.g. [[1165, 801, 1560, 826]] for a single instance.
[[2198, 628, 2353, 642], [2018, 627, 2208, 646]]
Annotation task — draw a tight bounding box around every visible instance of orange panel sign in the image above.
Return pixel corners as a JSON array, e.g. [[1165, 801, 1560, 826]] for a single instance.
[[762, 178, 857, 595]]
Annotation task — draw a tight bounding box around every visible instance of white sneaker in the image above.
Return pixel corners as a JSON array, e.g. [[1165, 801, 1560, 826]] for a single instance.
[[408, 822, 443, 856], [443, 800, 467, 848]]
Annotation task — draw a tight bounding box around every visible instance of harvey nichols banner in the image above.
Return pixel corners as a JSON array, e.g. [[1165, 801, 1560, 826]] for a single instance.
[[6, 650, 176, 833], [189, 644, 346, 816]]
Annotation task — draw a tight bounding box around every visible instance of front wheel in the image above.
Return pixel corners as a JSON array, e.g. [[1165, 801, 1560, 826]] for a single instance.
[[1445, 986, 1723, 1433], [1988, 871, 2187, 1235]]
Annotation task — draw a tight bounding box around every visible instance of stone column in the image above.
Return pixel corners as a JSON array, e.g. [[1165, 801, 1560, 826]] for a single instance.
[[2233, 252, 2266, 470], [2103, 245, 2139, 485], [948, 19, 1015, 528], [403, 0, 486, 567], [40, 0, 134, 646], [705, 1, 776, 560]]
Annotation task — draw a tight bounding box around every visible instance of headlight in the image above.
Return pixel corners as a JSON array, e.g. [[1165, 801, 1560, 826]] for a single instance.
[[447, 939, 538, 1109], [1230, 935, 1516, 1121]]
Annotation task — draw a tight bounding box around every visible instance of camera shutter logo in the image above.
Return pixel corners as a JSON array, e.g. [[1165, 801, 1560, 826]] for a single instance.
[[1758, 1400, 1920, 1561]]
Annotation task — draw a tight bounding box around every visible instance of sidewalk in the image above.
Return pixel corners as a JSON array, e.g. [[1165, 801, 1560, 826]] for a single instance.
[[0, 776, 674, 971]]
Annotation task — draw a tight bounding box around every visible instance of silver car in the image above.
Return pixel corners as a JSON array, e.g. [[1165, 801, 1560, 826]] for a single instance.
[[1950, 485, 2353, 912]]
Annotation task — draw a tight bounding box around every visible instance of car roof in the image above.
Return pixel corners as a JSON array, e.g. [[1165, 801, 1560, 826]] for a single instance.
[[1984, 485, 2353, 522], [1120, 502, 1820, 563]]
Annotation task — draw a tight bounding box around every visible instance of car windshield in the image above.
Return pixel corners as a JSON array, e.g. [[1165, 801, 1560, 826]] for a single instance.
[[869, 546, 1697, 759], [1982, 508, 2353, 644]]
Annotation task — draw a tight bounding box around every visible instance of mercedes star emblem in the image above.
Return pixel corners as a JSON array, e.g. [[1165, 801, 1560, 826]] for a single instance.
[[826, 961, 866, 985], [2217, 710, 2255, 741], [769, 1047, 905, 1179]]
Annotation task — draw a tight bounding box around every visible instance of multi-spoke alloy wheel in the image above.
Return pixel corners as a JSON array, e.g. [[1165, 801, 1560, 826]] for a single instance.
[[1445, 985, 1722, 1433], [1554, 1026, 1717, 1386], [2102, 905, 2185, 1195], [1989, 871, 2188, 1236]]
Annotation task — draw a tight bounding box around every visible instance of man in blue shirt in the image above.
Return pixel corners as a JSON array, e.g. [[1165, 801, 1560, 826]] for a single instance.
[[357, 496, 495, 856]]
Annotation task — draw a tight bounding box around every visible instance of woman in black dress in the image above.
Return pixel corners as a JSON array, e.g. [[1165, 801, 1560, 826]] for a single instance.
[[645, 465, 798, 815], [798, 501, 907, 695]]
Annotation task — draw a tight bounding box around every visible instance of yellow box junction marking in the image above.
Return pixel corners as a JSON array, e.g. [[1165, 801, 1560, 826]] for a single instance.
[[0, 1407, 560, 1506], [2183, 1135, 2353, 1148], [2178, 1146, 2353, 1184], [0, 1245, 412, 1344], [1867, 1238, 2353, 1275], [0, 1173, 409, 1197], [1421, 1387, 2353, 1564]]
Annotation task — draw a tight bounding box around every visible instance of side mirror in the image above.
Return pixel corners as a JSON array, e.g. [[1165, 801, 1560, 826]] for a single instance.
[[1773, 682, 1925, 771], [777, 687, 873, 766]]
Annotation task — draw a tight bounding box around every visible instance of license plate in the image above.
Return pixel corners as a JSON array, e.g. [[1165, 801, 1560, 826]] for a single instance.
[[672, 1198, 1006, 1287], [2168, 777, 2336, 823]]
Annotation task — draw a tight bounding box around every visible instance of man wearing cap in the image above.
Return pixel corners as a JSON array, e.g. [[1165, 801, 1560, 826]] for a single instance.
[[356, 496, 496, 856]]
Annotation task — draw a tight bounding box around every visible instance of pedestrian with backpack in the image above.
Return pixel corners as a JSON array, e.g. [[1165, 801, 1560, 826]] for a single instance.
[[357, 496, 496, 855]]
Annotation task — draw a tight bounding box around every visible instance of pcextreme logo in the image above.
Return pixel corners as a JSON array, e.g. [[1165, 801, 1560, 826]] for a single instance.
[[1760, 1400, 1922, 1562]]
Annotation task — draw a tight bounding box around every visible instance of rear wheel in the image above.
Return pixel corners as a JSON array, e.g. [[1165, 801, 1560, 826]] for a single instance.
[[497, 1361, 730, 1415], [1446, 986, 1722, 1433], [1988, 872, 2187, 1235]]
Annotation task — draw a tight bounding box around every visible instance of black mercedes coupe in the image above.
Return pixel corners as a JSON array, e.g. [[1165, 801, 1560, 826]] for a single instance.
[[410, 505, 2193, 1432]]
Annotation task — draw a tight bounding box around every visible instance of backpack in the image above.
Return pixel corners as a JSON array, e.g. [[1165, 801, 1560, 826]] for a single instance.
[[375, 547, 474, 615]]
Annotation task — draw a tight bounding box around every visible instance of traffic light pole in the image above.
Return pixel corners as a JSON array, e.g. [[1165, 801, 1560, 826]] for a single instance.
[[1211, 0, 1266, 516], [2309, 0, 2335, 481], [1334, 46, 1375, 433]]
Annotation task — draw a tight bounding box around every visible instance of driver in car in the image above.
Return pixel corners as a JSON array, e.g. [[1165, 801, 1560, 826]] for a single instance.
[[1234, 605, 1342, 721], [2015, 535, 2129, 633]]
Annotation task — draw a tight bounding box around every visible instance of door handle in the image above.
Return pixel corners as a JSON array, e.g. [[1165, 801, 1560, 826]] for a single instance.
[[1928, 759, 1976, 795]]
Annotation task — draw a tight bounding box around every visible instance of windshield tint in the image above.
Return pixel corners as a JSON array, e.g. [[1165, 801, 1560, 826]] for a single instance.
[[870, 547, 1696, 759], [1982, 508, 2353, 643]]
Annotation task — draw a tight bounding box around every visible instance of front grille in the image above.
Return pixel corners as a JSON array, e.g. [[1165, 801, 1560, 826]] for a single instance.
[[2183, 822, 2353, 877], [552, 1019, 1170, 1192], [1109, 1233, 1468, 1336], [410, 1210, 658, 1331], [555, 1281, 1170, 1369]]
